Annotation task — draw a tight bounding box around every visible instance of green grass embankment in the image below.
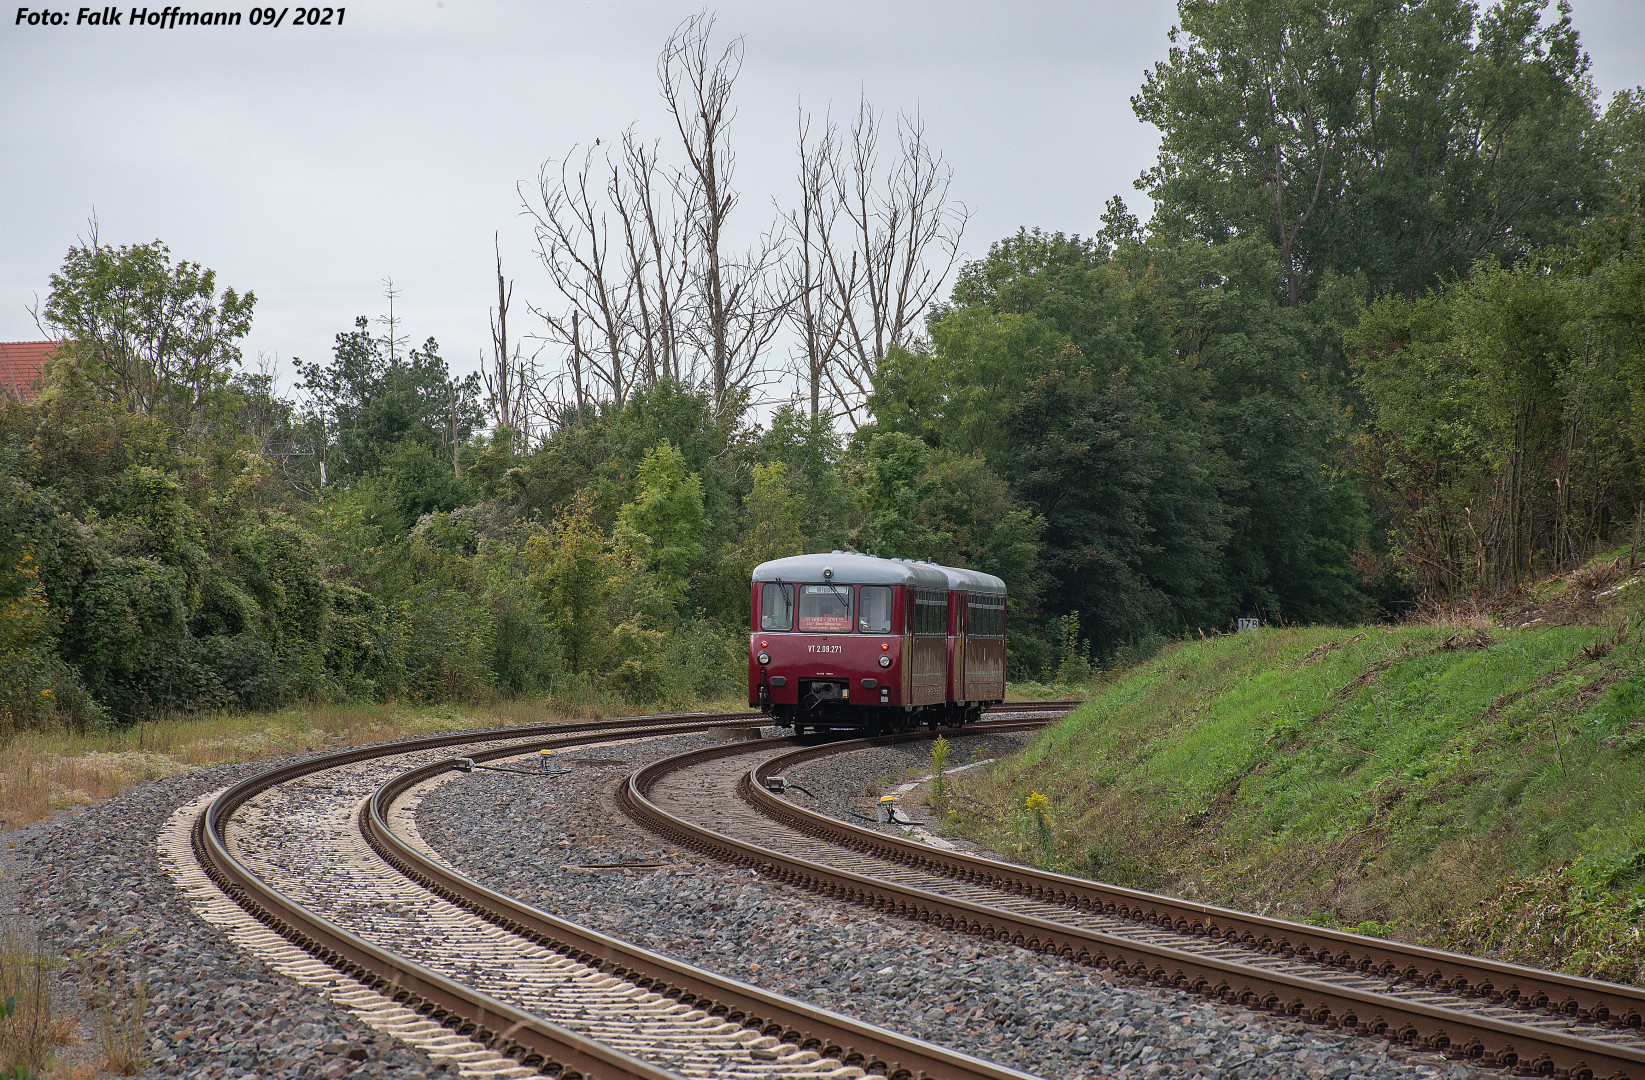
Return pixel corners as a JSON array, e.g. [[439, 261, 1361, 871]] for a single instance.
[[945, 558, 1645, 984]]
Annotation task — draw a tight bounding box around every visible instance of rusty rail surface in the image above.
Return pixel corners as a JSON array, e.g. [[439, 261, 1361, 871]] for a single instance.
[[622, 726, 1645, 1080], [193, 710, 765, 1080], [363, 736, 1041, 1080]]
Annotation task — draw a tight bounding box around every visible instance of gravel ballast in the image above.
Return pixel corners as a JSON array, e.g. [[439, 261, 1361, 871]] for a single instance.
[[1, 722, 1492, 1080], [4, 756, 467, 1080], [415, 727, 1488, 1080]]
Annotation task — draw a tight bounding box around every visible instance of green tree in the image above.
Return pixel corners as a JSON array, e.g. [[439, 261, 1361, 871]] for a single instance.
[[357, 440, 474, 535], [599, 380, 740, 543], [40, 238, 255, 430], [739, 462, 807, 568], [758, 405, 850, 549], [920, 450, 1045, 611], [1135, 0, 1611, 303], [871, 310, 1069, 463], [1137, 239, 1369, 622], [296, 317, 483, 484], [525, 498, 612, 675], [616, 441, 706, 608], [1350, 245, 1645, 596], [852, 432, 938, 559]]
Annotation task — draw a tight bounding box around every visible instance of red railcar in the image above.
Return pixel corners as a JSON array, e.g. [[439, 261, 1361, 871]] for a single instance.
[[748, 552, 1006, 734]]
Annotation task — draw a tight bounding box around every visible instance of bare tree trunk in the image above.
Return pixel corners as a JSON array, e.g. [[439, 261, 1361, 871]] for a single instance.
[[804, 97, 967, 425], [787, 110, 851, 418], [522, 147, 637, 408], [482, 235, 534, 442], [660, 13, 787, 413], [448, 381, 460, 477], [571, 311, 585, 424]]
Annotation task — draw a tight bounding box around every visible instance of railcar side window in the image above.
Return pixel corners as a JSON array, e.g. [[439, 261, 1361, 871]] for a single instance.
[[967, 595, 1005, 638], [797, 584, 853, 632], [760, 583, 793, 631], [911, 589, 947, 637], [859, 586, 892, 633]]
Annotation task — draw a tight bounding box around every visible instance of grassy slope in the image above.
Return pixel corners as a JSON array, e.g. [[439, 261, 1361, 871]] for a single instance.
[[946, 560, 1645, 983]]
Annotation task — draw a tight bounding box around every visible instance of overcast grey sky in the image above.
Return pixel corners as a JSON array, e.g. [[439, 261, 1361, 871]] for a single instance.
[[3, 0, 1643, 400]]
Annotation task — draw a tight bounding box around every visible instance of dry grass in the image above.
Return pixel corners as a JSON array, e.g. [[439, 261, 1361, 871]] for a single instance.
[[0, 921, 75, 1075], [0, 696, 644, 831], [92, 973, 144, 1076]]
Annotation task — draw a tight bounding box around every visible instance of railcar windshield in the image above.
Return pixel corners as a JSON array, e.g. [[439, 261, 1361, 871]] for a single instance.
[[760, 582, 793, 631], [797, 584, 853, 632], [858, 586, 893, 633]]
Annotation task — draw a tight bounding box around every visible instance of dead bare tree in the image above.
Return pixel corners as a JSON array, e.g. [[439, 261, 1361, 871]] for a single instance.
[[785, 109, 855, 418], [660, 12, 788, 413], [375, 277, 408, 365], [522, 146, 638, 407], [480, 235, 535, 443], [801, 98, 969, 426], [612, 129, 696, 388]]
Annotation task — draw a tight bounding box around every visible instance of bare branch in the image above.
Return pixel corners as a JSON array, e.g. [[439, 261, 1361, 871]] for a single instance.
[[660, 12, 788, 412], [481, 234, 535, 441], [793, 96, 967, 426]]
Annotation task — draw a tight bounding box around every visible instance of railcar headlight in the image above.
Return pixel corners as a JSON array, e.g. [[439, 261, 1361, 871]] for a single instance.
[[878, 654, 891, 668], [757, 652, 771, 665]]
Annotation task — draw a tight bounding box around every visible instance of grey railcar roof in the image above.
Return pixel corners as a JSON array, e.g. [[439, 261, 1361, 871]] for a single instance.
[[752, 552, 1004, 594], [752, 552, 948, 589], [934, 564, 1006, 595]]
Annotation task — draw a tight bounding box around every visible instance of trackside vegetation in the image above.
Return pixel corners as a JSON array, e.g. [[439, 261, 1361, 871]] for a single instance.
[[941, 555, 1645, 984]]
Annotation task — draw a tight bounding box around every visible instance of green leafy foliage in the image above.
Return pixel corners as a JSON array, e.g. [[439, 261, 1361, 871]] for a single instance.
[[617, 441, 706, 610], [1350, 247, 1645, 597], [41, 238, 255, 431], [295, 316, 483, 486], [1135, 0, 1613, 303]]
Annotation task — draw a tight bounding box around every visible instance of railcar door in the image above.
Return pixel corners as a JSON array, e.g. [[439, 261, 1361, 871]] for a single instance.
[[908, 588, 947, 705], [948, 589, 967, 703]]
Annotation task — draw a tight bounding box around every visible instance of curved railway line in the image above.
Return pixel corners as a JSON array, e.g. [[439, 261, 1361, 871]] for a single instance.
[[178, 707, 1066, 1080], [623, 723, 1645, 1080], [169, 700, 1645, 1080]]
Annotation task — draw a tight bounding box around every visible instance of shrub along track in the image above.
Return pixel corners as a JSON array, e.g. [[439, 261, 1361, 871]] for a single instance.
[[187, 708, 1071, 1080], [620, 722, 1645, 1080]]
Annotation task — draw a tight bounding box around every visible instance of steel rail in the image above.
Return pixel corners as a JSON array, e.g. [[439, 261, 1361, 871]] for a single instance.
[[622, 729, 1645, 1080], [193, 711, 770, 1080], [363, 737, 1042, 1080], [747, 736, 1645, 1031], [985, 701, 1082, 713]]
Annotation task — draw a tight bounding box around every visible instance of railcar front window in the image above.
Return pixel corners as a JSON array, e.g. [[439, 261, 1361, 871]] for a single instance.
[[859, 586, 892, 633], [761, 583, 793, 631], [797, 584, 853, 632]]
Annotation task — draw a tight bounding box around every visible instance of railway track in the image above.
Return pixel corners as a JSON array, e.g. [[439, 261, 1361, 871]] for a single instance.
[[179, 710, 1059, 1080], [621, 719, 1645, 1080]]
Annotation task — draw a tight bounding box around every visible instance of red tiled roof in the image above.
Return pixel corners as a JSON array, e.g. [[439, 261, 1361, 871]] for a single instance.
[[0, 341, 59, 403]]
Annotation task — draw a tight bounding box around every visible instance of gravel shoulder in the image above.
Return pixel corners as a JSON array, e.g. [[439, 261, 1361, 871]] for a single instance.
[[4, 753, 469, 1080], [414, 728, 1487, 1080]]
